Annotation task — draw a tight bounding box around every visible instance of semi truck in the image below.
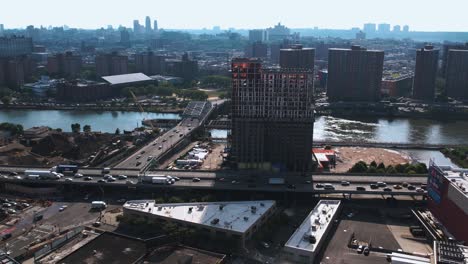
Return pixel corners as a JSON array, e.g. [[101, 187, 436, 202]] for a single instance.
[[24, 170, 61, 180], [152, 176, 170, 185], [56, 164, 78, 174]]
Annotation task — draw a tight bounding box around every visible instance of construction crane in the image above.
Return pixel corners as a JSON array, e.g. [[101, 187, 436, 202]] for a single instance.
[[129, 90, 156, 131]]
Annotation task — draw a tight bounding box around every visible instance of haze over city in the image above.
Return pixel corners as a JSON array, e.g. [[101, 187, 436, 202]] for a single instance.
[[1, 0, 468, 31]]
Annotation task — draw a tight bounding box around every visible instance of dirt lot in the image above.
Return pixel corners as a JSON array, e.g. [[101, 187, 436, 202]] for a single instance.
[[332, 147, 410, 173], [201, 143, 226, 170]]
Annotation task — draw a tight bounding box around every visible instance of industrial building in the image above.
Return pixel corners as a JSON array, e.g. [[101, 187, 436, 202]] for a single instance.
[[123, 200, 276, 246], [230, 58, 315, 172], [283, 200, 341, 263], [446, 49, 468, 101], [327, 45, 384, 102], [413, 45, 439, 101], [427, 162, 468, 243], [101, 72, 155, 88]]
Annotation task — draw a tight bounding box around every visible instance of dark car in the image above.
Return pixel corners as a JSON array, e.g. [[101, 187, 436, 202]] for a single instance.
[[370, 184, 379, 189], [356, 186, 366, 191], [97, 179, 106, 183], [2, 233, 12, 240], [407, 185, 416, 190], [84, 176, 93, 181], [383, 188, 392, 192], [315, 183, 324, 188]]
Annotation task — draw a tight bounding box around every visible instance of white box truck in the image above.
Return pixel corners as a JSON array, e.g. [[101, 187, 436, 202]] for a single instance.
[[91, 201, 107, 210], [141, 174, 166, 183], [26, 174, 40, 180], [24, 170, 60, 180]]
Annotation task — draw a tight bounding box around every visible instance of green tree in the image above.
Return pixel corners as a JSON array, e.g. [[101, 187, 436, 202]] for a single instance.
[[377, 162, 386, 170], [386, 165, 397, 174], [1, 96, 11, 105], [370, 161, 378, 168], [0, 123, 24, 135], [83, 125, 91, 133], [349, 161, 368, 173], [71, 123, 81, 133]]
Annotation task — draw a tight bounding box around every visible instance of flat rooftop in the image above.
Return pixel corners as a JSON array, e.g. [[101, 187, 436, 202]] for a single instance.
[[102, 73, 152, 85], [58, 232, 146, 264], [144, 245, 226, 264], [285, 200, 341, 253], [437, 165, 468, 197], [124, 200, 275, 234]]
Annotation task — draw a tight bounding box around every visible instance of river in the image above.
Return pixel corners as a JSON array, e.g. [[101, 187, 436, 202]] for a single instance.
[[2, 109, 468, 145], [0, 109, 181, 133]]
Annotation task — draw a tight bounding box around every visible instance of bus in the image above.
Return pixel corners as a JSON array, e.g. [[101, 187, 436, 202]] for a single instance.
[[56, 165, 78, 174]]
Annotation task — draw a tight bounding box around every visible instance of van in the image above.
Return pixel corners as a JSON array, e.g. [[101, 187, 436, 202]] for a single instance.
[[91, 201, 107, 210], [102, 168, 111, 174]]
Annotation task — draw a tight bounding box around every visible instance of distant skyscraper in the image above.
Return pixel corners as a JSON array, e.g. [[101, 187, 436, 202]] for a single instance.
[[249, 29, 268, 43], [280, 44, 315, 71], [133, 20, 140, 33], [231, 58, 314, 172], [120, 29, 130, 46], [153, 20, 158, 31], [327, 45, 384, 102], [363, 23, 376, 34], [403, 25, 409, 33], [0, 24, 4, 36], [378, 23, 391, 34], [145, 16, 152, 33], [393, 25, 401, 32], [412, 45, 439, 101], [267, 23, 290, 41], [446, 49, 468, 100]]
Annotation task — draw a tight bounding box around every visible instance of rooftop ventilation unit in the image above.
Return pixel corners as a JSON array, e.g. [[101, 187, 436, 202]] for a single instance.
[[244, 216, 249, 221], [219, 205, 224, 210], [211, 218, 220, 225]]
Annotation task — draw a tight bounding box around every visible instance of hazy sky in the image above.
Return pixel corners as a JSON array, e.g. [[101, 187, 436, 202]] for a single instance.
[[1, 0, 466, 31]]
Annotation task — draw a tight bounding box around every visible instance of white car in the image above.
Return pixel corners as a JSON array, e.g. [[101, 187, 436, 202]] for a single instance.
[[118, 175, 128, 180], [64, 178, 73, 182], [74, 173, 83, 178], [59, 205, 68, 211]]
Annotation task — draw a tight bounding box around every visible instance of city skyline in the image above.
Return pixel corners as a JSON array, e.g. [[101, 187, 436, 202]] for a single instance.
[[1, 0, 468, 32]]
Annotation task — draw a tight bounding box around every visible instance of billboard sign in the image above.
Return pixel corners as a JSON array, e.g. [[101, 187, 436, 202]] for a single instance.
[[428, 163, 445, 204]]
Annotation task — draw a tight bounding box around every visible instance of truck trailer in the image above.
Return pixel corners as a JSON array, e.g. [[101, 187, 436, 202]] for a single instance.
[[24, 170, 60, 180]]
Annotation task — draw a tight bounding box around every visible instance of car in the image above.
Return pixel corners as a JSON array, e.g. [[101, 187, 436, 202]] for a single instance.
[[416, 188, 425, 193], [357, 245, 364, 254], [162, 139, 167, 142], [169, 134, 173, 137], [383, 188, 392, 192], [147, 156, 153, 161], [173, 176, 180, 181], [136, 155, 141, 159], [219, 178, 226, 182], [21, 203, 30, 208], [136, 161, 141, 166], [152, 143, 157, 146], [14, 176, 22, 180], [2, 203, 11, 208], [84, 176, 93, 181], [341, 181, 350, 186], [305, 180, 312, 184], [421, 184, 427, 190], [103, 174, 112, 180], [315, 183, 324, 188], [107, 177, 116, 182], [140, 150, 145, 154], [402, 182, 409, 187], [407, 185, 416, 190], [370, 184, 379, 189], [377, 182, 387, 187], [117, 175, 127, 180], [158, 146, 162, 150], [363, 246, 370, 255], [231, 180, 237, 184], [102, 168, 111, 174], [97, 179, 106, 183], [7, 209, 16, 214], [126, 180, 135, 185], [356, 186, 366, 191], [117, 199, 126, 203], [188, 128, 192, 130], [59, 205, 68, 211], [2, 233, 12, 241], [192, 178, 201, 182], [324, 184, 335, 190], [93, 221, 101, 227], [393, 185, 402, 189], [64, 178, 73, 182], [74, 173, 83, 178], [261, 241, 270, 249], [9, 172, 18, 176]]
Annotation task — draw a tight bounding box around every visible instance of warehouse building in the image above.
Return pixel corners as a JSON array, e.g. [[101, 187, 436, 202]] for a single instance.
[[283, 200, 341, 263], [123, 200, 276, 247]]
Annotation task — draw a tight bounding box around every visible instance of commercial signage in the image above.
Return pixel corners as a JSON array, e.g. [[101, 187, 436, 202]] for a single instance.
[[428, 164, 445, 204]]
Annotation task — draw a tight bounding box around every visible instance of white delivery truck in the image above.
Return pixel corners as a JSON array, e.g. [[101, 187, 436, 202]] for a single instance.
[[24, 170, 60, 180], [141, 174, 166, 183], [26, 174, 40, 180], [91, 201, 107, 210]]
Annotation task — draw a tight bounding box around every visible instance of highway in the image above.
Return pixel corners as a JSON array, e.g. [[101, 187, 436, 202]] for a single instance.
[[114, 117, 199, 169]]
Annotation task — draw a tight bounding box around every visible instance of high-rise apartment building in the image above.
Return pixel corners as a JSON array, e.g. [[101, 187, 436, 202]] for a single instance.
[[133, 20, 140, 33], [280, 44, 315, 71], [230, 58, 314, 172], [0, 36, 33, 57], [244, 42, 268, 58], [327, 45, 384, 102], [0, 24, 4, 36], [446, 50, 468, 100], [442, 43, 468, 77], [393, 25, 401, 33], [248, 29, 268, 43], [412, 45, 439, 101], [135, 52, 165, 75], [403, 25, 410, 33], [378, 23, 391, 34], [363, 23, 376, 34], [153, 20, 158, 31], [95, 52, 128, 77], [267, 23, 290, 41], [47, 52, 82, 78], [0, 56, 33, 88]]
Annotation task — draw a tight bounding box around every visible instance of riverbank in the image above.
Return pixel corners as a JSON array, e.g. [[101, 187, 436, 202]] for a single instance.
[[441, 147, 468, 168], [0, 104, 183, 114]]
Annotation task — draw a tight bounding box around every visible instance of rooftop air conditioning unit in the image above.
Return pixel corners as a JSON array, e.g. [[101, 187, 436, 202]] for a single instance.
[[211, 218, 220, 225]]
